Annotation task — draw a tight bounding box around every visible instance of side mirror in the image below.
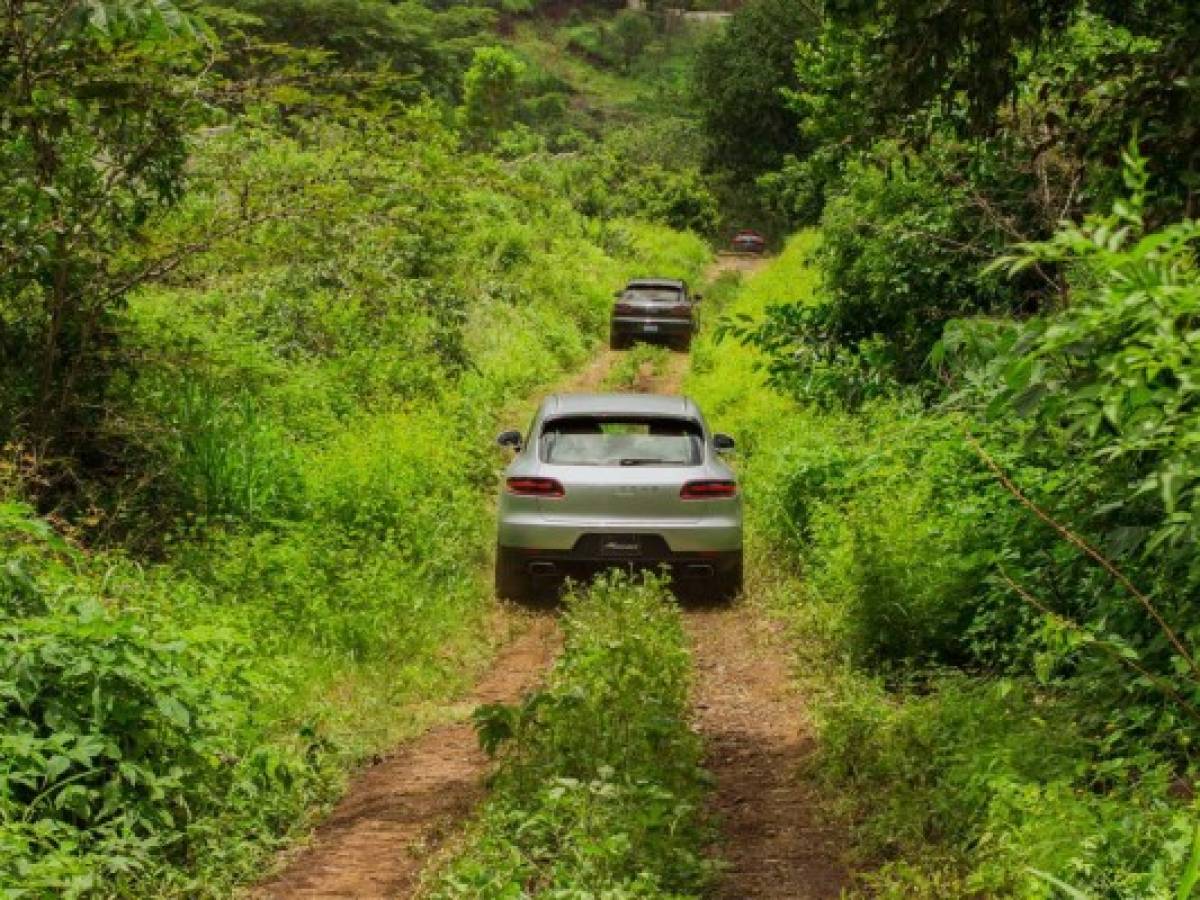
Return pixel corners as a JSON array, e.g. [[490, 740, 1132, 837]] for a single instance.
[[613, 290, 624, 298], [694, 293, 703, 301], [497, 430, 522, 451], [713, 433, 735, 453]]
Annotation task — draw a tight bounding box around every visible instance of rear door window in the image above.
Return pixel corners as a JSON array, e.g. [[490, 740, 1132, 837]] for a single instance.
[[540, 416, 703, 466]]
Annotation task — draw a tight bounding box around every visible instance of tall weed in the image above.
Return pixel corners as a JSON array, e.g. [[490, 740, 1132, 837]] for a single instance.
[[432, 574, 713, 897], [689, 237, 1200, 897]]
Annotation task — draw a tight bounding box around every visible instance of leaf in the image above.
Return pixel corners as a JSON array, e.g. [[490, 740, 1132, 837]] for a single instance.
[[1179, 820, 1200, 900], [155, 696, 190, 729], [1027, 868, 1092, 899], [44, 755, 72, 780]]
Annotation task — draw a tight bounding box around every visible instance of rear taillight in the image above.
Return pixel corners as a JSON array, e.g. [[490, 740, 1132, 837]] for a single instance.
[[680, 480, 738, 500], [669, 304, 692, 317], [614, 302, 636, 315], [506, 477, 565, 498]]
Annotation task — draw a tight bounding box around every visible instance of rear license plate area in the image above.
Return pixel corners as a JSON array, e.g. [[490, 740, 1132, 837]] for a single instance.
[[641, 323, 659, 333], [599, 535, 643, 557]]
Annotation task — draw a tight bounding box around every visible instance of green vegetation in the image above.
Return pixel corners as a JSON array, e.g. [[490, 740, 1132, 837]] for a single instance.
[[0, 0, 710, 893], [687, 0, 1200, 891], [7, 0, 1200, 894], [432, 573, 711, 896], [602, 342, 672, 391], [694, 229, 1200, 894]]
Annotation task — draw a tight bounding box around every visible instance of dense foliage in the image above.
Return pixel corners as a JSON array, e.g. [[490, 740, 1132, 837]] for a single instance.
[[9, 0, 1199, 894], [0, 0, 208, 448], [690, 0, 817, 177], [697, 226, 1200, 894], [0, 1, 713, 892], [434, 574, 712, 896], [697, 0, 1199, 377]]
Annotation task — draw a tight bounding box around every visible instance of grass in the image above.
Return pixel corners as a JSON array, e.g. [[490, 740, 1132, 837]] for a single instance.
[[509, 17, 712, 123], [601, 342, 672, 390], [686, 235, 1200, 899], [427, 573, 713, 898], [0, 113, 711, 894]]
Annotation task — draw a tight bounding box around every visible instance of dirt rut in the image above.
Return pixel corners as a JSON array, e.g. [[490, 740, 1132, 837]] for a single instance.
[[256, 613, 559, 899], [686, 605, 847, 899]]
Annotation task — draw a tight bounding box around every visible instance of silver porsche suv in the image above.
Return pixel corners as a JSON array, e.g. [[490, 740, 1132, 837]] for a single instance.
[[495, 393, 743, 602]]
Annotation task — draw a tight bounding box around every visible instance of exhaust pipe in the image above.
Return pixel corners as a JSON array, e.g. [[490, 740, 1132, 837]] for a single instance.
[[684, 564, 714, 578], [529, 561, 557, 576]]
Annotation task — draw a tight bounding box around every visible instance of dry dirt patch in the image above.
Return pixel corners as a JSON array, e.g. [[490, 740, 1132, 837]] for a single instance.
[[255, 613, 559, 899], [685, 603, 847, 899]]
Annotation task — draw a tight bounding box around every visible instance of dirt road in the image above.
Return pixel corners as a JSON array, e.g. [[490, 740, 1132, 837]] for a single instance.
[[254, 249, 844, 898], [687, 605, 847, 898], [256, 613, 558, 898]]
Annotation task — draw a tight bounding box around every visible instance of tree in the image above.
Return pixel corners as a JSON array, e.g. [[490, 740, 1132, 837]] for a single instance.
[[461, 45, 524, 140], [0, 0, 208, 448], [209, 0, 495, 104], [691, 0, 820, 177], [819, 1, 1199, 211], [609, 10, 653, 72]]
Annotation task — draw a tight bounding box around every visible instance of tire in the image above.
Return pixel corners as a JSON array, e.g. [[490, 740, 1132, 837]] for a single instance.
[[712, 553, 743, 603], [610, 328, 629, 350], [495, 546, 533, 603], [674, 333, 693, 352]]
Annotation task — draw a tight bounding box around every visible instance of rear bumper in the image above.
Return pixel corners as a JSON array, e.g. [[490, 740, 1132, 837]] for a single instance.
[[498, 514, 741, 553], [610, 316, 694, 340], [501, 544, 742, 583]]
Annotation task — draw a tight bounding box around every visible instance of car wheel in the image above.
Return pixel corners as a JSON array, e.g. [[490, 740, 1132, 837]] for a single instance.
[[610, 329, 628, 350], [712, 554, 743, 603], [674, 334, 693, 352], [495, 546, 533, 602]]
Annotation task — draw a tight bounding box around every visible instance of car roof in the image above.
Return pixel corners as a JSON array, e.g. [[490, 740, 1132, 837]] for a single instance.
[[625, 278, 685, 290], [542, 393, 699, 419]]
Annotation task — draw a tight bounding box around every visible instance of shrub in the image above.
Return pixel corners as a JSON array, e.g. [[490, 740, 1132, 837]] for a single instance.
[[463, 46, 526, 139], [695, 236, 1200, 896], [0, 508, 328, 894], [432, 574, 713, 896]]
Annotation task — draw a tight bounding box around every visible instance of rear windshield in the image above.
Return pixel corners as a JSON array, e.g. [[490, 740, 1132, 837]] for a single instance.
[[540, 416, 703, 467], [624, 287, 683, 303]]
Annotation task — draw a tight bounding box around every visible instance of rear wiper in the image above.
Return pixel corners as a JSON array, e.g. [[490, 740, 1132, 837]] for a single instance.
[[619, 458, 666, 466]]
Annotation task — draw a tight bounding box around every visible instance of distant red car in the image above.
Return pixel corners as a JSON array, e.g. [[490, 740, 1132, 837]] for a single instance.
[[731, 229, 766, 253]]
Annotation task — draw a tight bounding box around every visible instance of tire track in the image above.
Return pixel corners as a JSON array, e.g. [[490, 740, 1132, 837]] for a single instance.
[[255, 613, 560, 899], [685, 604, 847, 898]]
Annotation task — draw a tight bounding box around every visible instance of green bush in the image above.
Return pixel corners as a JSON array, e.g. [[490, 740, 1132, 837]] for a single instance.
[[433, 573, 713, 897], [0, 505, 331, 895], [728, 143, 1029, 400], [693, 238, 1200, 897], [822, 677, 1197, 899]]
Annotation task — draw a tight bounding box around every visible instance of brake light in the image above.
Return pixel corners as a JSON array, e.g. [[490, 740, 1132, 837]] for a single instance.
[[506, 477, 565, 498], [614, 302, 636, 315], [680, 480, 738, 500], [669, 304, 692, 316]]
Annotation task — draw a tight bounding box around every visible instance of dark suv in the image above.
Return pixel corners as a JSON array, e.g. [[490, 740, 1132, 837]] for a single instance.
[[609, 278, 699, 351]]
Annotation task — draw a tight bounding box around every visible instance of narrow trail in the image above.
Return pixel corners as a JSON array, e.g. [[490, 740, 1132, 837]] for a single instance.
[[686, 606, 847, 898], [705, 251, 771, 280], [256, 613, 559, 898], [253, 249, 815, 899], [688, 251, 847, 897]]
